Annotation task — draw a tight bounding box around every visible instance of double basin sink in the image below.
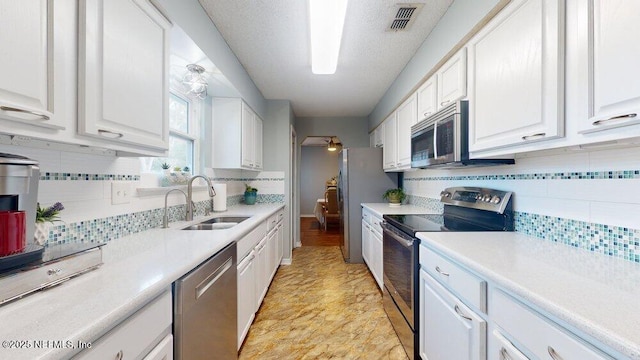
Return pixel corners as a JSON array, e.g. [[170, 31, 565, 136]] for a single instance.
[[182, 216, 250, 231]]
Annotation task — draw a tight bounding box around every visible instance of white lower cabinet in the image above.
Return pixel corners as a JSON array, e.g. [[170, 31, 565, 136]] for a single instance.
[[490, 289, 613, 360], [370, 227, 383, 290], [362, 221, 371, 266], [254, 236, 269, 310], [420, 269, 486, 360], [237, 250, 256, 350], [488, 328, 529, 360], [74, 290, 172, 359], [418, 242, 616, 360], [236, 211, 283, 349], [143, 334, 173, 360], [361, 208, 383, 290]]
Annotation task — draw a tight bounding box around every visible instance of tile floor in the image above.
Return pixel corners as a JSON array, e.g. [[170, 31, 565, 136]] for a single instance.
[[239, 246, 408, 360]]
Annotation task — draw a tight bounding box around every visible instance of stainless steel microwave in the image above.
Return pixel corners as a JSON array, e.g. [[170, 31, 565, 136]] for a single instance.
[[410, 100, 514, 168]]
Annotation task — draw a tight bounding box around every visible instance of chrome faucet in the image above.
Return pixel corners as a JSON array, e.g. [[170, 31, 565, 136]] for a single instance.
[[163, 189, 188, 228], [186, 175, 215, 221]]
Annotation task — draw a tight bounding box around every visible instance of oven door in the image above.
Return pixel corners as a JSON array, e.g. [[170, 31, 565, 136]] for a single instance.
[[382, 222, 418, 328]]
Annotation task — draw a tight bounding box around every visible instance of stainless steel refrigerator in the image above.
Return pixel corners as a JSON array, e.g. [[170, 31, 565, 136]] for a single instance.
[[338, 147, 398, 263]]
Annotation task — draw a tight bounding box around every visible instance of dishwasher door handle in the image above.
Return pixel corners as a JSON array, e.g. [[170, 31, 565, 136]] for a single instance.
[[195, 257, 233, 300]]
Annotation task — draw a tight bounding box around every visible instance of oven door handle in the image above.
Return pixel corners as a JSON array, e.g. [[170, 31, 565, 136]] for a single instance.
[[381, 222, 415, 248]]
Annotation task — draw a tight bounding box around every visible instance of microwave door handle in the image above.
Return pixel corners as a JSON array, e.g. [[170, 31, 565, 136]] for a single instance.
[[433, 120, 438, 159]]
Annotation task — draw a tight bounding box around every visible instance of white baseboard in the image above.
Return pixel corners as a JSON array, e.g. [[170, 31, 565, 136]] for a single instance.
[[280, 258, 292, 265]]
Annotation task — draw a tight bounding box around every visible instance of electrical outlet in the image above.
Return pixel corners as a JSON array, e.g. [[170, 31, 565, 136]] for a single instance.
[[111, 182, 131, 205]]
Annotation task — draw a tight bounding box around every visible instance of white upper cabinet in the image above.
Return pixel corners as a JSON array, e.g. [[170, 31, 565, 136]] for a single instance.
[[209, 98, 263, 171], [382, 113, 397, 170], [78, 0, 170, 150], [417, 76, 438, 122], [0, 1, 65, 130], [437, 48, 467, 110], [468, 0, 565, 152], [374, 125, 384, 148], [416, 49, 466, 124], [396, 94, 417, 168], [383, 94, 416, 172], [579, 0, 640, 135]]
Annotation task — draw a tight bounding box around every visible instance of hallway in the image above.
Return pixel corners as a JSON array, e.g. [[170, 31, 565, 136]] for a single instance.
[[238, 245, 408, 359]]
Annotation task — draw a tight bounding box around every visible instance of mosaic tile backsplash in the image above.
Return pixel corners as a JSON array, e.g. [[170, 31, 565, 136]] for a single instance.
[[405, 148, 640, 264], [42, 192, 286, 247]]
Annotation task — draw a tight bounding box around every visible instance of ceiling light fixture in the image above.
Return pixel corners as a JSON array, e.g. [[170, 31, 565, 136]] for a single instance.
[[183, 64, 208, 99], [327, 138, 337, 151], [309, 0, 348, 74]]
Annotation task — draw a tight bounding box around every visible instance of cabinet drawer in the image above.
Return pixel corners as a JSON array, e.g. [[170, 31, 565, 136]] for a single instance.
[[489, 328, 529, 360], [74, 290, 172, 360], [420, 245, 486, 312], [237, 221, 267, 261], [277, 210, 284, 224], [370, 214, 383, 235], [490, 290, 613, 360], [362, 209, 372, 225], [267, 214, 278, 231]]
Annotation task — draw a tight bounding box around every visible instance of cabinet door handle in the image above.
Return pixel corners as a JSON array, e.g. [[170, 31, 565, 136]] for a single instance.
[[98, 129, 124, 138], [547, 346, 564, 360], [424, 111, 432, 117], [500, 348, 513, 360], [521, 132, 546, 141], [440, 99, 452, 107], [115, 350, 124, 360], [435, 266, 449, 276], [454, 305, 472, 321], [0, 105, 50, 120], [592, 113, 637, 126]]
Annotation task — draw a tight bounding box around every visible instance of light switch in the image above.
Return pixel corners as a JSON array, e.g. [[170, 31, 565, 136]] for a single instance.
[[111, 182, 131, 205]]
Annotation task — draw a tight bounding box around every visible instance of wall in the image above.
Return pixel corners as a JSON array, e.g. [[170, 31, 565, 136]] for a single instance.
[[404, 146, 640, 263], [368, 0, 501, 129], [295, 116, 370, 148], [299, 147, 340, 216]]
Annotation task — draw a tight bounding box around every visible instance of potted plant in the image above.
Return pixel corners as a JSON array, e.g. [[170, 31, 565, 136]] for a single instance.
[[34, 202, 64, 245], [244, 183, 258, 205], [160, 162, 171, 175], [383, 188, 406, 207]]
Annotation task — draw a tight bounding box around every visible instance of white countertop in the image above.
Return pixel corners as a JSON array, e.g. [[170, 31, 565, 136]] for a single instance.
[[417, 231, 640, 359], [361, 203, 438, 217], [0, 203, 284, 360]]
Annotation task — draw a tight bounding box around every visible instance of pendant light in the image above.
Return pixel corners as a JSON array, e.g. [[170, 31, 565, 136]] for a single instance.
[[327, 138, 337, 151], [183, 64, 208, 99]]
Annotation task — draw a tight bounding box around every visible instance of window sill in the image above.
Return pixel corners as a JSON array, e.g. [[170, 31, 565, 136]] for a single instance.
[[136, 185, 208, 197]]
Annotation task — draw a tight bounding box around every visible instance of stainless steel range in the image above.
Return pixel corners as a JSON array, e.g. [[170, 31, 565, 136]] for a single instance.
[[381, 187, 514, 360]]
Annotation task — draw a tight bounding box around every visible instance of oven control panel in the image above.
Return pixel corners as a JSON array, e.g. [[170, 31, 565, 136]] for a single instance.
[[440, 187, 512, 214]]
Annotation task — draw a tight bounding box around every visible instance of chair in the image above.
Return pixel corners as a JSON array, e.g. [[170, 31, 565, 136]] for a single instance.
[[322, 188, 339, 231]]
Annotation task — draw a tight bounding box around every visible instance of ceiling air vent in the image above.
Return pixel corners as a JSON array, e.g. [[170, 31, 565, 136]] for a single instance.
[[387, 4, 423, 31]]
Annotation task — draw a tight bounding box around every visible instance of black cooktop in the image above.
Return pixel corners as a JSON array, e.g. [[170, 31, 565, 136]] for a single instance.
[[384, 206, 514, 237]]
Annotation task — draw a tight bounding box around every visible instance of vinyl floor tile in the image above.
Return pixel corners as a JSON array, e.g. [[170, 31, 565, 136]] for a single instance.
[[239, 246, 408, 360]]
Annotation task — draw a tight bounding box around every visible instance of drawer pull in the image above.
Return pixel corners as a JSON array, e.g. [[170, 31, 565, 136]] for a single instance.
[[547, 346, 564, 360], [435, 266, 450, 277], [500, 348, 513, 360], [98, 129, 124, 139], [521, 132, 546, 141], [424, 111, 432, 117], [454, 305, 472, 321], [115, 350, 124, 360], [0, 105, 50, 120], [592, 113, 636, 126], [440, 99, 452, 106]]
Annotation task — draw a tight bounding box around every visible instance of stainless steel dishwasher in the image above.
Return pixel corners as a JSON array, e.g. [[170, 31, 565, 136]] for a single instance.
[[174, 242, 237, 360]]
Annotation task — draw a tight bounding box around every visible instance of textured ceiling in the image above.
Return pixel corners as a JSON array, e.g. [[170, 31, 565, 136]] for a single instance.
[[198, 0, 453, 117]]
